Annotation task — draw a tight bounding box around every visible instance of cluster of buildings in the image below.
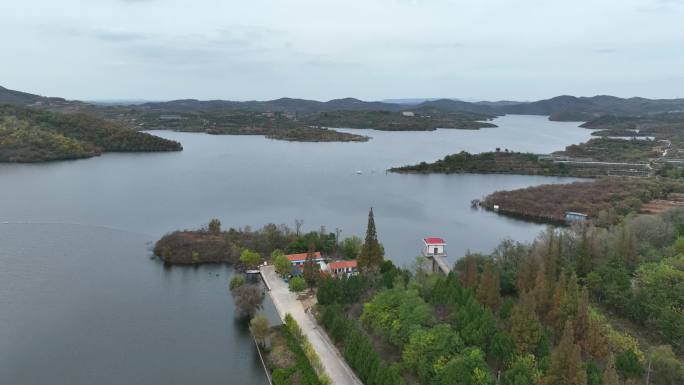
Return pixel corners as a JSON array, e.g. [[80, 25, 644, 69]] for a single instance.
[[281, 236, 451, 279], [284, 252, 359, 278]]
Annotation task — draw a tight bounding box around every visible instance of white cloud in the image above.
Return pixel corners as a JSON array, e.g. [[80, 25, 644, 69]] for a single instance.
[[0, 0, 682, 100]]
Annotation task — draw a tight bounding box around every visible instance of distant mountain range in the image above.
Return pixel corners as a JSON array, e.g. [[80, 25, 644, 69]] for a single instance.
[[2, 85, 684, 121]]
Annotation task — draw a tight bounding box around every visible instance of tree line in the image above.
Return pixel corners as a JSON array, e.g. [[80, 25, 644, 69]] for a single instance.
[[314, 208, 684, 385]]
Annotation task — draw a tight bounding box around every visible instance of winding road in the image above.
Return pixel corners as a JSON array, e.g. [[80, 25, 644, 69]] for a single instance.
[[260, 265, 363, 385]]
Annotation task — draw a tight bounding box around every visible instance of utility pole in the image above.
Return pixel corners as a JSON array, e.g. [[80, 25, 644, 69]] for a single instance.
[[645, 351, 652, 385]]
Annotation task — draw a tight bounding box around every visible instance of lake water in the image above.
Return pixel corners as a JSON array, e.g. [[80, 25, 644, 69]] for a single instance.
[[0, 115, 592, 385]]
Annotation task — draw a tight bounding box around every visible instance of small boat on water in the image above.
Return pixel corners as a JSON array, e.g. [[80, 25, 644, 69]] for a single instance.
[[356, 170, 363, 174]]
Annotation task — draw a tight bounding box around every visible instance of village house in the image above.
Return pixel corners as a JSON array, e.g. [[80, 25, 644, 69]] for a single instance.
[[285, 252, 327, 276], [328, 260, 358, 278]]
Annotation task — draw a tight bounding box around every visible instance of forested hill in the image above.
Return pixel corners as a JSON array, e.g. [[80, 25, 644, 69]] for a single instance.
[[0, 104, 182, 163], [4, 85, 684, 123], [500, 95, 684, 121]]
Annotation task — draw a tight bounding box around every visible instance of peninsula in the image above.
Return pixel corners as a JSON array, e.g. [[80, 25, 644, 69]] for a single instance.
[[0, 104, 181, 162]]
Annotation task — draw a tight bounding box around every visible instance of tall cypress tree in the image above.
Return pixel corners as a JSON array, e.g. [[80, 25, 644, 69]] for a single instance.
[[532, 259, 550, 316], [358, 208, 384, 273], [517, 255, 537, 293], [576, 227, 593, 278], [461, 255, 479, 289], [476, 262, 502, 310], [510, 291, 543, 355], [542, 320, 587, 385], [546, 272, 567, 334]]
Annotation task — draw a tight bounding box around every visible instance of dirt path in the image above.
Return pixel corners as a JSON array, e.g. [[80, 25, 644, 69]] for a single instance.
[[261, 266, 363, 385]]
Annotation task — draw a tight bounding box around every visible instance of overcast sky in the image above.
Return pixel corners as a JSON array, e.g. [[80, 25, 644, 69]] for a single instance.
[[1, 0, 683, 101]]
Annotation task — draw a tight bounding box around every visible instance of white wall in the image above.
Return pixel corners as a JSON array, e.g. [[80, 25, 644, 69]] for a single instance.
[[424, 244, 444, 255]]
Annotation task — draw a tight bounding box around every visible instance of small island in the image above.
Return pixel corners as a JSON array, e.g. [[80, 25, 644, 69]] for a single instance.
[[301, 110, 497, 131], [389, 151, 572, 176]]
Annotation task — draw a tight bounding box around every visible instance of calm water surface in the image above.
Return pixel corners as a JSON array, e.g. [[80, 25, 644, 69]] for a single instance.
[[0, 115, 592, 384]]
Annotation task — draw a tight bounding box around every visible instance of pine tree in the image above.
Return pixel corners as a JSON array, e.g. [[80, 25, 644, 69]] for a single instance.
[[576, 227, 592, 278], [532, 259, 550, 316], [477, 262, 502, 310], [546, 272, 567, 333], [510, 291, 543, 355], [542, 320, 587, 385], [617, 225, 638, 271], [584, 317, 609, 360], [602, 354, 620, 385], [545, 229, 564, 281], [462, 254, 479, 289], [562, 271, 580, 326], [574, 287, 591, 350], [358, 208, 384, 273], [517, 256, 537, 293]]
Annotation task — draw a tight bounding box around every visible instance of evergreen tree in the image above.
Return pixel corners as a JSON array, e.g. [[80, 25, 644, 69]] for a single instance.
[[574, 287, 591, 349], [517, 256, 537, 293], [542, 321, 587, 385], [563, 271, 580, 320], [503, 354, 542, 385], [617, 225, 638, 271], [602, 354, 620, 385], [476, 262, 502, 310], [544, 229, 563, 281], [462, 254, 479, 289], [576, 227, 593, 278], [272, 249, 291, 277], [358, 208, 384, 273], [584, 317, 609, 360], [586, 360, 602, 385], [531, 259, 550, 316], [546, 272, 567, 333], [510, 291, 543, 355]]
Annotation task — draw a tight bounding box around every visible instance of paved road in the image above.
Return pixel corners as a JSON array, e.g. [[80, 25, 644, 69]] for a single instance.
[[260, 266, 363, 385]]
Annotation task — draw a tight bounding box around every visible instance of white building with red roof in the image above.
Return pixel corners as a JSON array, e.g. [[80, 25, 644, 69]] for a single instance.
[[285, 252, 327, 276], [422, 237, 446, 257], [286, 252, 323, 266], [328, 260, 358, 278]]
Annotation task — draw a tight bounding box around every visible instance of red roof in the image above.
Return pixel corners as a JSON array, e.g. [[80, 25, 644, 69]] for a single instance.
[[328, 260, 357, 270], [424, 237, 446, 244], [286, 252, 322, 262]]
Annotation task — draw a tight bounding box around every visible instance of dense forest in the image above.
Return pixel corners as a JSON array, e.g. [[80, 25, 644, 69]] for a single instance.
[[390, 151, 572, 175], [314, 208, 684, 385], [557, 138, 663, 163], [0, 104, 181, 162], [482, 177, 684, 224]]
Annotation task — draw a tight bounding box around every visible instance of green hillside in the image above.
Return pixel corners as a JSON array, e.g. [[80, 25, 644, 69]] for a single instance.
[[0, 104, 182, 162]]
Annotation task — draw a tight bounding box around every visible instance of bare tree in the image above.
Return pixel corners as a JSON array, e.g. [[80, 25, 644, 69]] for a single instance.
[[295, 219, 304, 236], [230, 284, 264, 318]]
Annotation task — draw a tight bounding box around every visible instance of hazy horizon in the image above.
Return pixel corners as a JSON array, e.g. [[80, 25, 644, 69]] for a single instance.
[[2, 0, 683, 101]]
